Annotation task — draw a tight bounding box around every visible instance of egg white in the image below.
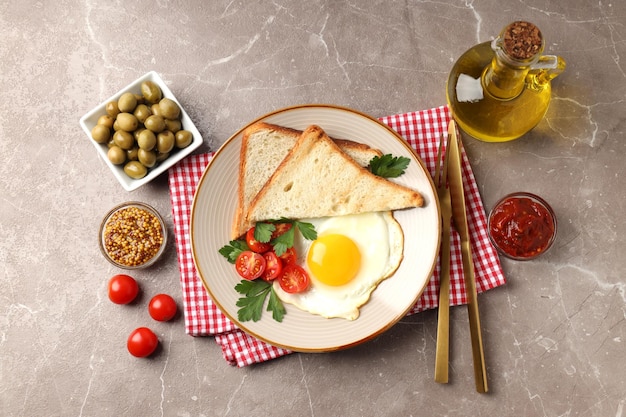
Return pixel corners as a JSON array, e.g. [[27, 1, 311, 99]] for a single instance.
[[272, 211, 404, 320]]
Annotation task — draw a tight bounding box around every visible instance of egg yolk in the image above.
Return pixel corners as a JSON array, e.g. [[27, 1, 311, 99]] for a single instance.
[[306, 234, 361, 286]]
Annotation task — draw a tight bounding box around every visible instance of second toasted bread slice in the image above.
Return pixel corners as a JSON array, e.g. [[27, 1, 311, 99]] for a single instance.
[[231, 122, 382, 238], [246, 125, 424, 224]]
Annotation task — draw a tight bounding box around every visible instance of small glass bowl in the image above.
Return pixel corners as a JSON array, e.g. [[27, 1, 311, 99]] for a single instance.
[[487, 192, 557, 261], [99, 202, 167, 269]]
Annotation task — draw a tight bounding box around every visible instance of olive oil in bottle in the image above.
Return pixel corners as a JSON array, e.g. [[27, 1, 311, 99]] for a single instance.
[[447, 21, 565, 142]]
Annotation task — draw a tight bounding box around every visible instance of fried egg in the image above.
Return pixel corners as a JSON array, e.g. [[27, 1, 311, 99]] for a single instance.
[[272, 211, 404, 320]]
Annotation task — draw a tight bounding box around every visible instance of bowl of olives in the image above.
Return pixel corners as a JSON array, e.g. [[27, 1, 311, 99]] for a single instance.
[[79, 71, 203, 191]]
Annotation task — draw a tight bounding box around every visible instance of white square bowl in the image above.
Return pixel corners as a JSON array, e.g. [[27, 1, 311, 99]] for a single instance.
[[79, 71, 203, 191]]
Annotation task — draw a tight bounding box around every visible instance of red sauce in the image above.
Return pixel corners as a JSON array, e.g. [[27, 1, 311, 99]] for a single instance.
[[488, 194, 556, 259]]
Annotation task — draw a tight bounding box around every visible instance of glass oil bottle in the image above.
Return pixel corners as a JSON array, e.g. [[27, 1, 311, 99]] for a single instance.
[[447, 21, 566, 142]]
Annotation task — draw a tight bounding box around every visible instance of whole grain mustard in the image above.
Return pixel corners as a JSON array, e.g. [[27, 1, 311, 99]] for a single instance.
[[103, 206, 164, 267]]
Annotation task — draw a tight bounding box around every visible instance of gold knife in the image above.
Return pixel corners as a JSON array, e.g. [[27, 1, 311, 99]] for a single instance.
[[447, 121, 489, 393]]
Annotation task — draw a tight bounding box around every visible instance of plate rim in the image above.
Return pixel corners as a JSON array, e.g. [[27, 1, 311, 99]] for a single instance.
[[190, 103, 440, 352]]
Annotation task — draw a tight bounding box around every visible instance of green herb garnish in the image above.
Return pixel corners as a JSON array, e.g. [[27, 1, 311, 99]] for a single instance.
[[235, 279, 286, 322], [254, 218, 317, 256], [369, 154, 411, 178], [252, 221, 275, 243], [218, 240, 250, 264]]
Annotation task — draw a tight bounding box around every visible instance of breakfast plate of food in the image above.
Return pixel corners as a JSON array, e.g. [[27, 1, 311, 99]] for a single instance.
[[190, 104, 440, 352]]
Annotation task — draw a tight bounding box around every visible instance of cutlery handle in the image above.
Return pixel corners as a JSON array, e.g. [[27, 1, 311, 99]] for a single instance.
[[434, 219, 451, 383], [461, 239, 488, 393]]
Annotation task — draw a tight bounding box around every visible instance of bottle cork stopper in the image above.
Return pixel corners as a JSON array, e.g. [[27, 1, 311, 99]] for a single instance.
[[502, 21, 543, 60]]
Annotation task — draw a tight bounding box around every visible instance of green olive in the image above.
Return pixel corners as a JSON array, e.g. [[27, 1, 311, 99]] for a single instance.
[[175, 130, 193, 148], [156, 152, 170, 162], [118, 92, 137, 113], [137, 129, 156, 151], [124, 161, 148, 179], [138, 148, 157, 168], [106, 101, 120, 118], [116, 112, 139, 132], [134, 93, 144, 105], [133, 104, 152, 123], [164, 118, 182, 133], [97, 114, 115, 128], [141, 81, 162, 104], [157, 130, 175, 153], [144, 115, 166, 133], [113, 130, 135, 150], [107, 138, 116, 148], [150, 103, 163, 116], [133, 128, 144, 141], [107, 146, 126, 165], [112, 119, 121, 131], [91, 124, 110, 144], [158, 98, 180, 120], [127, 146, 139, 161]]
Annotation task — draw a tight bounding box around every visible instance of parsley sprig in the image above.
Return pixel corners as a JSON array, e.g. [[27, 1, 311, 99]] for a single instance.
[[369, 154, 411, 178], [253, 218, 317, 256], [235, 279, 286, 322], [218, 240, 250, 264]]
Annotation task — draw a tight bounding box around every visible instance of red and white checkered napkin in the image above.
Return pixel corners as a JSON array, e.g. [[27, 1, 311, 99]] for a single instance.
[[168, 105, 506, 367]]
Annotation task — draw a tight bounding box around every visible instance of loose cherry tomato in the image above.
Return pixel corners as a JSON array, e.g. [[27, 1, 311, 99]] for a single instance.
[[278, 246, 298, 266], [278, 264, 310, 293], [127, 327, 159, 358], [235, 251, 266, 280], [107, 274, 139, 304], [246, 227, 272, 253], [261, 251, 283, 281], [149, 294, 178, 321], [271, 222, 293, 239]]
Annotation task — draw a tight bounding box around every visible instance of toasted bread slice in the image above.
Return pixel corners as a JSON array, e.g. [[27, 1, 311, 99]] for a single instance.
[[231, 122, 382, 238], [246, 125, 424, 224]]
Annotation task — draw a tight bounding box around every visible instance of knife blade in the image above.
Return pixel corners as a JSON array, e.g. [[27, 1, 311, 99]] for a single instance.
[[446, 121, 489, 393]]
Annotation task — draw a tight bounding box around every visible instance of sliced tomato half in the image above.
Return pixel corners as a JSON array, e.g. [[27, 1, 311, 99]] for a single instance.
[[235, 251, 266, 280], [261, 251, 283, 282], [245, 227, 272, 253], [271, 222, 293, 239], [278, 246, 298, 266], [278, 264, 310, 294]]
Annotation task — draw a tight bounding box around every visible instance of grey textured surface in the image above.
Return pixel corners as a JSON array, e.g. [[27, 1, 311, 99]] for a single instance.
[[1, 1, 624, 416]]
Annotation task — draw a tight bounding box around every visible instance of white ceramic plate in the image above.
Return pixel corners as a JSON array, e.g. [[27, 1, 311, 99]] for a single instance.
[[79, 71, 203, 191], [190, 104, 440, 352]]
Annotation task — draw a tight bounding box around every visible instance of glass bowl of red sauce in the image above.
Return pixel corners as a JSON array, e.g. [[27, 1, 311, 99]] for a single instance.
[[487, 192, 557, 260]]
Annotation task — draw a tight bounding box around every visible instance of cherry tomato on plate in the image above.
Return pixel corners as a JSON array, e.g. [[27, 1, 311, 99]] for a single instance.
[[261, 251, 283, 281], [279, 264, 310, 293], [149, 294, 177, 322], [278, 246, 298, 266], [246, 227, 272, 253], [235, 251, 266, 280], [271, 222, 292, 239], [127, 327, 159, 358], [107, 274, 139, 305]]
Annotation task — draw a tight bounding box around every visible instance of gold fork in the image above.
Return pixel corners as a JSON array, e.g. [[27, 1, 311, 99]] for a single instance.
[[434, 132, 452, 384]]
